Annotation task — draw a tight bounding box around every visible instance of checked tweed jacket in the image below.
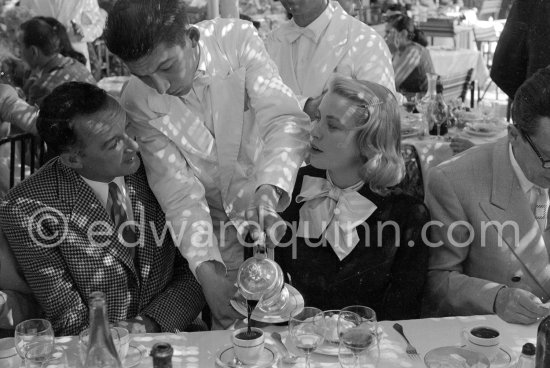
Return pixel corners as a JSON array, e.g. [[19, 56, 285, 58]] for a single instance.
[[0, 159, 205, 336]]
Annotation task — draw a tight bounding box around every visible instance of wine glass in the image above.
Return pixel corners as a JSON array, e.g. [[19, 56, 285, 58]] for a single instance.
[[14, 319, 55, 362], [337, 306, 379, 368], [25, 345, 67, 368], [338, 339, 379, 368], [288, 307, 325, 368], [415, 92, 430, 136]]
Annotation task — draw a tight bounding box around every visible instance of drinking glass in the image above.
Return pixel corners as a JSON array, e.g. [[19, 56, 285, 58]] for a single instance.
[[415, 92, 430, 136], [14, 319, 55, 362], [289, 307, 325, 368], [338, 340, 379, 368], [25, 345, 67, 368], [337, 306, 379, 368]]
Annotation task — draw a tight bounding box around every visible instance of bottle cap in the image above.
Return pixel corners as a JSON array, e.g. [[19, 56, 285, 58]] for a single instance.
[[522, 342, 535, 356]]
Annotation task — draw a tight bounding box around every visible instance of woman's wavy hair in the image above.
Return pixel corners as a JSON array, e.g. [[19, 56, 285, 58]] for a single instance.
[[329, 76, 405, 195], [386, 14, 428, 47]]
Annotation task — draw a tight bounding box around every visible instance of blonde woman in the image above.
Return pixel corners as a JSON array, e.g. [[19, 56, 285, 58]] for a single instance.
[[276, 77, 429, 320]]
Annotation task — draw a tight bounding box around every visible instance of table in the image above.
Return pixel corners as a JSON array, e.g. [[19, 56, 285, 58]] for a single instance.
[[403, 126, 507, 191], [48, 315, 535, 367], [428, 46, 490, 86]]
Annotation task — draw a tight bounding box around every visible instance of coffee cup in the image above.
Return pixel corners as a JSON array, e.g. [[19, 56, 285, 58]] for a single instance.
[[461, 326, 500, 361], [231, 327, 265, 364]]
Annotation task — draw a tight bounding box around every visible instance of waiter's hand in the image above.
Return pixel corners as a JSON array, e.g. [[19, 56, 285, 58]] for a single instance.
[[245, 184, 286, 248]]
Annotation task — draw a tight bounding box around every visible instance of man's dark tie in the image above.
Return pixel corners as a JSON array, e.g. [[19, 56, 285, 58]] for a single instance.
[[107, 182, 136, 257]]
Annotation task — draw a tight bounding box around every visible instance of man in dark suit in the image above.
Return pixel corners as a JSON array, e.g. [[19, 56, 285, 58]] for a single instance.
[[491, 0, 550, 99], [0, 82, 206, 336]]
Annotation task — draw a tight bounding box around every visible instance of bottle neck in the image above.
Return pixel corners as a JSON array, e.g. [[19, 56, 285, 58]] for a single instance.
[[426, 73, 438, 97], [85, 296, 122, 367]]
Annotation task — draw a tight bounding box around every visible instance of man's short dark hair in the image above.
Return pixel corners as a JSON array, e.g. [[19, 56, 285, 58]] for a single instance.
[[20, 17, 60, 56], [104, 0, 189, 62], [513, 66, 550, 136], [37, 82, 109, 154]]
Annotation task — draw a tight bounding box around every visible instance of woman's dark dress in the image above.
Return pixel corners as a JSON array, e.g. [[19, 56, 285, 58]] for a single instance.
[[276, 166, 430, 320]]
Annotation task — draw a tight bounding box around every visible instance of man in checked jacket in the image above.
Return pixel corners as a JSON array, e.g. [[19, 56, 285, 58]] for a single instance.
[[0, 82, 206, 336]]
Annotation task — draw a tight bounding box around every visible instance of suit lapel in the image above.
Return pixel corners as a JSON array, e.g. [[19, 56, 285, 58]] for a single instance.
[[479, 141, 550, 298], [125, 170, 153, 287], [58, 163, 139, 280], [210, 68, 246, 198]]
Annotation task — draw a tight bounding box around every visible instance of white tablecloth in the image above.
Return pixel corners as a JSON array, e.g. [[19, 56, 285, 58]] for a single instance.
[[403, 126, 507, 191], [45, 315, 534, 367], [428, 46, 490, 86]]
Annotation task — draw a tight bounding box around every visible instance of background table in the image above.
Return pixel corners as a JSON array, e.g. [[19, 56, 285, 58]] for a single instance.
[[403, 126, 507, 190], [428, 46, 490, 87], [50, 315, 535, 367]]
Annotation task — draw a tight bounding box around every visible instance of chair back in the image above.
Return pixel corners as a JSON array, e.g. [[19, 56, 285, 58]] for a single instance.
[[396, 144, 424, 201], [0, 133, 46, 194], [91, 39, 130, 79], [478, 0, 503, 20], [438, 68, 475, 107], [473, 24, 499, 42], [418, 18, 457, 47]]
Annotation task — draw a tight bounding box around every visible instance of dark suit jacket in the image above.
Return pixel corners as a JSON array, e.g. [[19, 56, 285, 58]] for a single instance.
[[276, 166, 429, 320], [0, 159, 205, 336], [491, 0, 550, 98]]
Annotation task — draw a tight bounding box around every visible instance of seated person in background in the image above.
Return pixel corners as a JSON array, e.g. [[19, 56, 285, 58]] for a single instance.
[[385, 14, 434, 96], [424, 67, 550, 324], [0, 227, 42, 337], [0, 84, 38, 134], [0, 82, 206, 336], [19, 17, 95, 107], [36, 16, 88, 66], [276, 77, 429, 320]]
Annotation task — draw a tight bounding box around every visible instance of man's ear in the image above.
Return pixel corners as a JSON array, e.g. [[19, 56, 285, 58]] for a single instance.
[[30, 45, 40, 59], [187, 26, 200, 47], [508, 124, 521, 144], [59, 151, 83, 169]]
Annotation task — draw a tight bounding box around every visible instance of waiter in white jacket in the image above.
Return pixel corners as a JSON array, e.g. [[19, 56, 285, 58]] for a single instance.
[[103, 0, 310, 329], [266, 0, 396, 120]]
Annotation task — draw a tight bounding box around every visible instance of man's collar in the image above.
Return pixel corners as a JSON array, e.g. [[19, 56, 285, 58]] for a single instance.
[[292, 1, 334, 43], [509, 143, 537, 194], [194, 42, 207, 76]]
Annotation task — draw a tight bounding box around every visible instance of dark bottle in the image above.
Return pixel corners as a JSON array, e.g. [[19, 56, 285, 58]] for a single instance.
[[84, 291, 122, 368], [428, 78, 449, 136], [517, 342, 535, 368], [151, 343, 173, 368], [536, 315, 550, 367]]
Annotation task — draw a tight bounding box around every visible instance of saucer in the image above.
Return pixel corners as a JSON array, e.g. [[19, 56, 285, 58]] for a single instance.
[[215, 345, 277, 368], [124, 344, 147, 368], [314, 341, 339, 356], [230, 284, 304, 323], [460, 345, 513, 368], [463, 125, 499, 137], [401, 127, 420, 139], [425, 346, 490, 368]]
